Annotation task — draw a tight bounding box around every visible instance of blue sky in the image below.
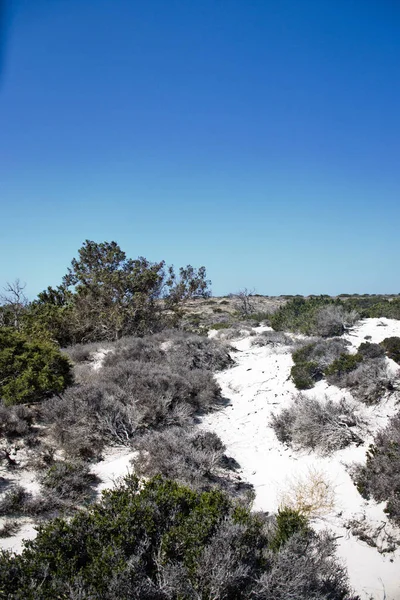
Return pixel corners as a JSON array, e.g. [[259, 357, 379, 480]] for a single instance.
[[0, 0, 399, 298]]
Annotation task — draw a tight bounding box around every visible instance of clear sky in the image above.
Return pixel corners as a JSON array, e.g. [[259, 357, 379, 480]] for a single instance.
[[0, 0, 399, 298]]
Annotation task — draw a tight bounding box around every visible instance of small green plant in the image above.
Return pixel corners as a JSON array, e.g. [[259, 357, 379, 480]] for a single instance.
[[0, 328, 73, 406], [269, 507, 309, 552], [325, 353, 363, 378], [381, 337, 400, 365], [291, 362, 321, 389]]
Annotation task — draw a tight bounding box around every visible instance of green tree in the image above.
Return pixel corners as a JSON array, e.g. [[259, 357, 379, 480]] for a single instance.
[[62, 240, 172, 341], [0, 328, 73, 406]]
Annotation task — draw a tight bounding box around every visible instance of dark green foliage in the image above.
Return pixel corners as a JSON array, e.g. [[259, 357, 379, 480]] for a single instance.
[[325, 353, 363, 379], [357, 342, 385, 359], [291, 362, 321, 389], [269, 507, 309, 552], [344, 296, 400, 320], [352, 414, 400, 525], [0, 476, 357, 600], [0, 328, 73, 406], [381, 336, 400, 365], [290, 339, 349, 389], [271, 295, 400, 336], [270, 297, 335, 334]]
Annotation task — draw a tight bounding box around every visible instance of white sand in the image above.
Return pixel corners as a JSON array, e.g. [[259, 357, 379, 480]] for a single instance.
[[200, 320, 400, 600]]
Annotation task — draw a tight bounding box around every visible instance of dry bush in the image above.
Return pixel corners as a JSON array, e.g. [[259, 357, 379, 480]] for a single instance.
[[134, 427, 235, 491], [253, 530, 355, 600], [278, 468, 336, 518], [293, 338, 350, 371], [251, 331, 293, 347], [0, 404, 34, 439], [43, 349, 222, 453], [64, 341, 109, 364], [0, 519, 21, 538], [336, 358, 395, 404], [313, 305, 359, 337], [271, 395, 363, 454], [351, 413, 400, 525], [41, 460, 99, 503]]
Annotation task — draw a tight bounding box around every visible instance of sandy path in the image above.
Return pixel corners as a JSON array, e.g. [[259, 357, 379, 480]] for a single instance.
[[201, 321, 400, 600]]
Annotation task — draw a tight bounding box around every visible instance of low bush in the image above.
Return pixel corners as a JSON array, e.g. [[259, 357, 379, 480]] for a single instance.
[[381, 336, 400, 365], [209, 321, 231, 330], [325, 353, 363, 382], [0, 475, 357, 600], [351, 413, 400, 525], [357, 342, 385, 359], [0, 485, 51, 517], [0, 404, 34, 438], [0, 519, 20, 538], [331, 358, 394, 404], [314, 305, 359, 337], [43, 339, 223, 453], [41, 460, 99, 504], [134, 427, 244, 494], [270, 297, 359, 336], [290, 339, 349, 390], [291, 362, 322, 390], [278, 468, 336, 518], [271, 395, 363, 454], [252, 331, 293, 347], [0, 328, 73, 406], [64, 341, 110, 364]]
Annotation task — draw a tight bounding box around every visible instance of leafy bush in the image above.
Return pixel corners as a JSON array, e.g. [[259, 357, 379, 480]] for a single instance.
[[291, 362, 322, 390], [351, 414, 400, 525], [381, 336, 400, 365], [270, 297, 358, 336], [269, 507, 309, 552], [271, 395, 363, 454], [0, 328, 73, 406], [291, 339, 350, 390], [0, 475, 357, 600], [357, 342, 385, 359], [325, 353, 363, 382]]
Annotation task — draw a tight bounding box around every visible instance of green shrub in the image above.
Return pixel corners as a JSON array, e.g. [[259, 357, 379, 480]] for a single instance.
[[0, 328, 73, 406], [291, 362, 321, 390], [351, 414, 400, 525], [0, 475, 356, 600], [381, 337, 400, 365], [325, 353, 363, 379], [357, 342, 385, 359], [269, 507, 309, 552]]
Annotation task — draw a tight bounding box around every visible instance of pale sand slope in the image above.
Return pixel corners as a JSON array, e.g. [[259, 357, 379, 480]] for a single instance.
[[202, 319, 400, 600]]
